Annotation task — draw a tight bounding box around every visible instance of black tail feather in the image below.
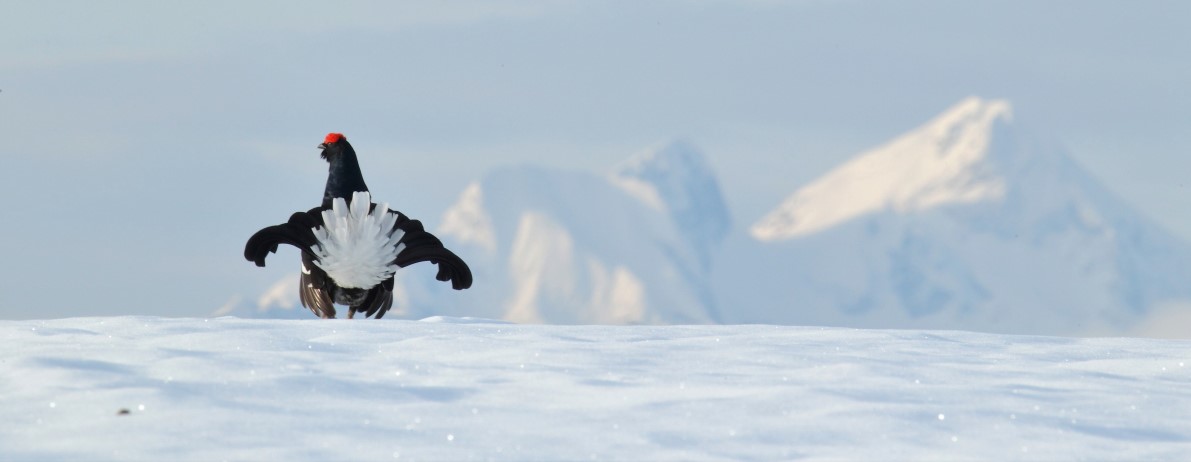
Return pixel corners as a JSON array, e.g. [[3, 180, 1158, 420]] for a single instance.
[[299, 265, 336, 319], [356, 286, 394, 319]]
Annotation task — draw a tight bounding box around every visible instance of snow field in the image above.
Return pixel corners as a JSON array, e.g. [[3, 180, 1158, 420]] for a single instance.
[[2, 316, 1189, 460]]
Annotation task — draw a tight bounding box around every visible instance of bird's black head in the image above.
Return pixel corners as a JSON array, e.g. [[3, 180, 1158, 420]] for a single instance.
[[318, 132, 352, 161], [318, 132, 370, 206]]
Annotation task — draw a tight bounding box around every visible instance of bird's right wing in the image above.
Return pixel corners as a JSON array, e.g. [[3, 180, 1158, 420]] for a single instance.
[[244, 208, 323, 267]]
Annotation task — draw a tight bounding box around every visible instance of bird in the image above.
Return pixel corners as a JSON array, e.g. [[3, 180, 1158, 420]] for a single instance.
[[244, 133, 472, 319]]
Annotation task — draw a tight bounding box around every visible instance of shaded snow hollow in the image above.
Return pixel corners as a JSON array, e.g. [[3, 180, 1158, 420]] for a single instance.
[[3, 317, 1189, 460]]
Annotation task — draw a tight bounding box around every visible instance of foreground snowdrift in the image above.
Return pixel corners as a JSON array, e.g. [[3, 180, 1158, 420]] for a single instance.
[[2, 317, 1189, 460]]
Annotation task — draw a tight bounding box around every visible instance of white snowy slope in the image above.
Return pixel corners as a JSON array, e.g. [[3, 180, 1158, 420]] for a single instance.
[[733, 97, 1191, 335], [3, 317, 1190, 461]]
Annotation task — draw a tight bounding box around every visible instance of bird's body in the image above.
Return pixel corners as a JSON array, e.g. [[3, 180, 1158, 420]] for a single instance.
[[245, 133, 472, 319]]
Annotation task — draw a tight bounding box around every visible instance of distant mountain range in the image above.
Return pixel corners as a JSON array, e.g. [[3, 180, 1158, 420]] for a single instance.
[[227, 97, 1191, 335], [726, 97, 1191, 334]]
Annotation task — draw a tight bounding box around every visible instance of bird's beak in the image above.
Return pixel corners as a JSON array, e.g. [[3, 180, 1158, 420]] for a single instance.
[[318, 143, 328, 150]]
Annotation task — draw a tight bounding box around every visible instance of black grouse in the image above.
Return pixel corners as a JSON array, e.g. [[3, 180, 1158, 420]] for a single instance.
[[244, 133, 472, 319]]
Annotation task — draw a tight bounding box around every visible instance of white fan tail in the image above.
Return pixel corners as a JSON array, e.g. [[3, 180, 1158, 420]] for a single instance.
[[311, 191, 407, 289]]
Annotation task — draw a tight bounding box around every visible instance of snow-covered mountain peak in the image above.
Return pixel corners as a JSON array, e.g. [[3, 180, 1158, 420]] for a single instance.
[[925, 96, 1013, 139], [751, 97, 1017, 241], [439, 182, 498, 254], [610, 141, 731, 267], [610, 141, 720, 210], [398, 161, 721, 324], [734, 96, 1191, 333]]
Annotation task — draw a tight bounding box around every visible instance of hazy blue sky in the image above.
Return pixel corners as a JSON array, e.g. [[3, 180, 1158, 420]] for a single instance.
[[2, 1, 1188, 318]]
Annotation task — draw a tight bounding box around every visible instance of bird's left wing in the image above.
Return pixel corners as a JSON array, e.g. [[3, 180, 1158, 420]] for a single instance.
[[380, 206, 474, 290]]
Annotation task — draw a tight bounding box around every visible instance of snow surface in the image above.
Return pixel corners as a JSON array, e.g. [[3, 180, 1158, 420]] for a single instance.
[[4, 316, 1190, 461]]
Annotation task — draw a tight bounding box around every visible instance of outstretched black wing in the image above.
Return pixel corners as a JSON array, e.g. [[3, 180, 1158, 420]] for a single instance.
[[245, 207, 337, 318], [383, 206, 474, 291], [243, 207, 324, 267]]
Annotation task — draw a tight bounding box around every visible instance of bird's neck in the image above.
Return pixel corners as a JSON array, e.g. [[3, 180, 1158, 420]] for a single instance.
[[323, 154, 370, 206]]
